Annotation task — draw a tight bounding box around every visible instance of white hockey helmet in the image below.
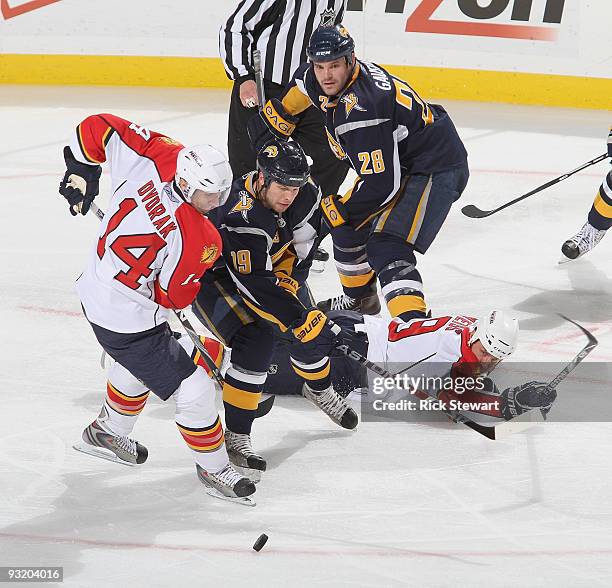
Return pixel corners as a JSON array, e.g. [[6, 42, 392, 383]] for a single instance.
[[469, 310, 519, 360], [175, 144, 232, 206]]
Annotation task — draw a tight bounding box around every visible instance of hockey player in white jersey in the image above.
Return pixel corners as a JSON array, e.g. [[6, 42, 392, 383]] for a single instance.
[[58, 113, 256, 504], [260, 310, 558, 424]]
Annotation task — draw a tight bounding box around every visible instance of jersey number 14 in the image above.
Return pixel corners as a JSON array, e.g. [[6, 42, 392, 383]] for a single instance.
[[97, 199, 166, 290]]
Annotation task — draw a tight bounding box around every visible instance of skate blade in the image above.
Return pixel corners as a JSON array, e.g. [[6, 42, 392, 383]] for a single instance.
[[204, 486, 256, 507], [72, 441, 136, 467], [232, 464, 263, 484]]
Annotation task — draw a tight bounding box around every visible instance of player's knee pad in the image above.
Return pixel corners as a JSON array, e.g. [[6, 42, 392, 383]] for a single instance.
[[331, 225, 375, 294], [173, 367, 217, 426], [366, 233, 416, 275], [367, 234, 426, 319]]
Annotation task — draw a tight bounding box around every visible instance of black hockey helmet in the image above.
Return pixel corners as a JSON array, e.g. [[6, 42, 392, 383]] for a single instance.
[[306, 25, 355, 63], [256, 138, 310, 188]]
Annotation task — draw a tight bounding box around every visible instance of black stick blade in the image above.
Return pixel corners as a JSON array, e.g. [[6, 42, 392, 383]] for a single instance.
[[461, 204, 494, 218]]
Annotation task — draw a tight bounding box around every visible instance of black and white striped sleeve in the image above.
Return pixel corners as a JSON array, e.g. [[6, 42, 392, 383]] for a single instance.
[[335, 2, 345, 23], [219, 0, 277, 83]]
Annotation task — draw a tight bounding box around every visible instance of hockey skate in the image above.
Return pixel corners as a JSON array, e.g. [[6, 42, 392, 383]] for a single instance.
[[311, 247, 329, 274], [73, 409, 148, 467], [224, 430, 266, 483], [196, 463, 256, 507], [302, 384, 358, 430], [317, 282, 381, 315], [560, 222, 607, 262]]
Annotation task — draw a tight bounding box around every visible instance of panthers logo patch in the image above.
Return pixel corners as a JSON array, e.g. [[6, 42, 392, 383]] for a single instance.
[[200, 244, 219, 265], [157, 136, 182, 146]]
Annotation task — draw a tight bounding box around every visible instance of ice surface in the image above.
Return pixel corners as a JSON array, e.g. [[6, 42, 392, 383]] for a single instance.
[[1, 86, 611, 587]]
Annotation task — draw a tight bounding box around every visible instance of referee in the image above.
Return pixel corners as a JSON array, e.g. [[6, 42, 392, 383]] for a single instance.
[[219, 0, 349, 196]]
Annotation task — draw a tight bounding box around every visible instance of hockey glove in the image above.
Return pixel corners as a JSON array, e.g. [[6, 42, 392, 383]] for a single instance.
[[500, 381, 557, 420], [59, 146, 102, 216], [247, 98, 299, 151], [291, 309, 343, 356], [321, 195, 349, 228]]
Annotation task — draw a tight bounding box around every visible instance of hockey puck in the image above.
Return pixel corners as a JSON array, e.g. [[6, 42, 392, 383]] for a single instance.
[[253, 533, 268, 552]]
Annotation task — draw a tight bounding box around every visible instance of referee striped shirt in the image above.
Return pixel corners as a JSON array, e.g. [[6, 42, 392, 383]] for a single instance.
[[220, 0, 346, 86]]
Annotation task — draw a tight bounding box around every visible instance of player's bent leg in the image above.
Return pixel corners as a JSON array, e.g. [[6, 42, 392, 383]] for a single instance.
[[367, 167, 468, 321], [74, 334, 157, 466], [223, 322, 276, 480], [367, 234, 427, 322]]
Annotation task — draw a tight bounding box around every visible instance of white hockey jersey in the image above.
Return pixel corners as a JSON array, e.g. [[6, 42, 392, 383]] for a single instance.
[[363, 313, 480, 388], [70, 114, 222, 333]]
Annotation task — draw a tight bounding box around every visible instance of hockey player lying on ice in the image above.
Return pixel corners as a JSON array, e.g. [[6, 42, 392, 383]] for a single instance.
[[185, 310, 558, 427]]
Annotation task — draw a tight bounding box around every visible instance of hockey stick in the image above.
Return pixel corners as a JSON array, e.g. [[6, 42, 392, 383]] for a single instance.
[[546, 314, 598, 392], [253, 49, 266, 109], [89, 203, 225, 387], [462, 153, 608, 219]]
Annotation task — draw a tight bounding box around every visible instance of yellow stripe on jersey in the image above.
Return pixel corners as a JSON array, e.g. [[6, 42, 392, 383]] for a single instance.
[[222, 383, 261, 411], [406, 177, 432, 243], [244, 172, 257, 198], [242, 297, 289, 332], [281, 85, 313, 116], [102, 126, 113, 147], [271, 241, 292, 264], [340, 176, 362, 204], [594, 190, 612, 218], [274, 248, 298, 277]]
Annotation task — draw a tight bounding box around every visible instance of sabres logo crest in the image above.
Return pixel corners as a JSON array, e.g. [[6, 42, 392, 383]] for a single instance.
[[342, 93, 366, 118], [200, 243, 219, 265], [263, 145, 278, 158], [231, 192, 254, 222]]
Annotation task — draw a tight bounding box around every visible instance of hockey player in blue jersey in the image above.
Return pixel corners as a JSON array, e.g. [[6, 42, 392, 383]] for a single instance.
[[249, 25, 469, 322], [191, 138, 358, 482]]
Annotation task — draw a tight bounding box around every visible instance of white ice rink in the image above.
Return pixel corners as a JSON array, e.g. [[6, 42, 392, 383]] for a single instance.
[[1, 86, 611, 587]]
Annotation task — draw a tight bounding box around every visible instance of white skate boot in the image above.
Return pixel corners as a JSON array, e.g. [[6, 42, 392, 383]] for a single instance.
[[302, 384, 358, 430], [560, 222, 607, 262], [224, 429, 266, 483], [73, 407, 148, 466], [317, 282, 381, 315], [196, 463, 256, 507]]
